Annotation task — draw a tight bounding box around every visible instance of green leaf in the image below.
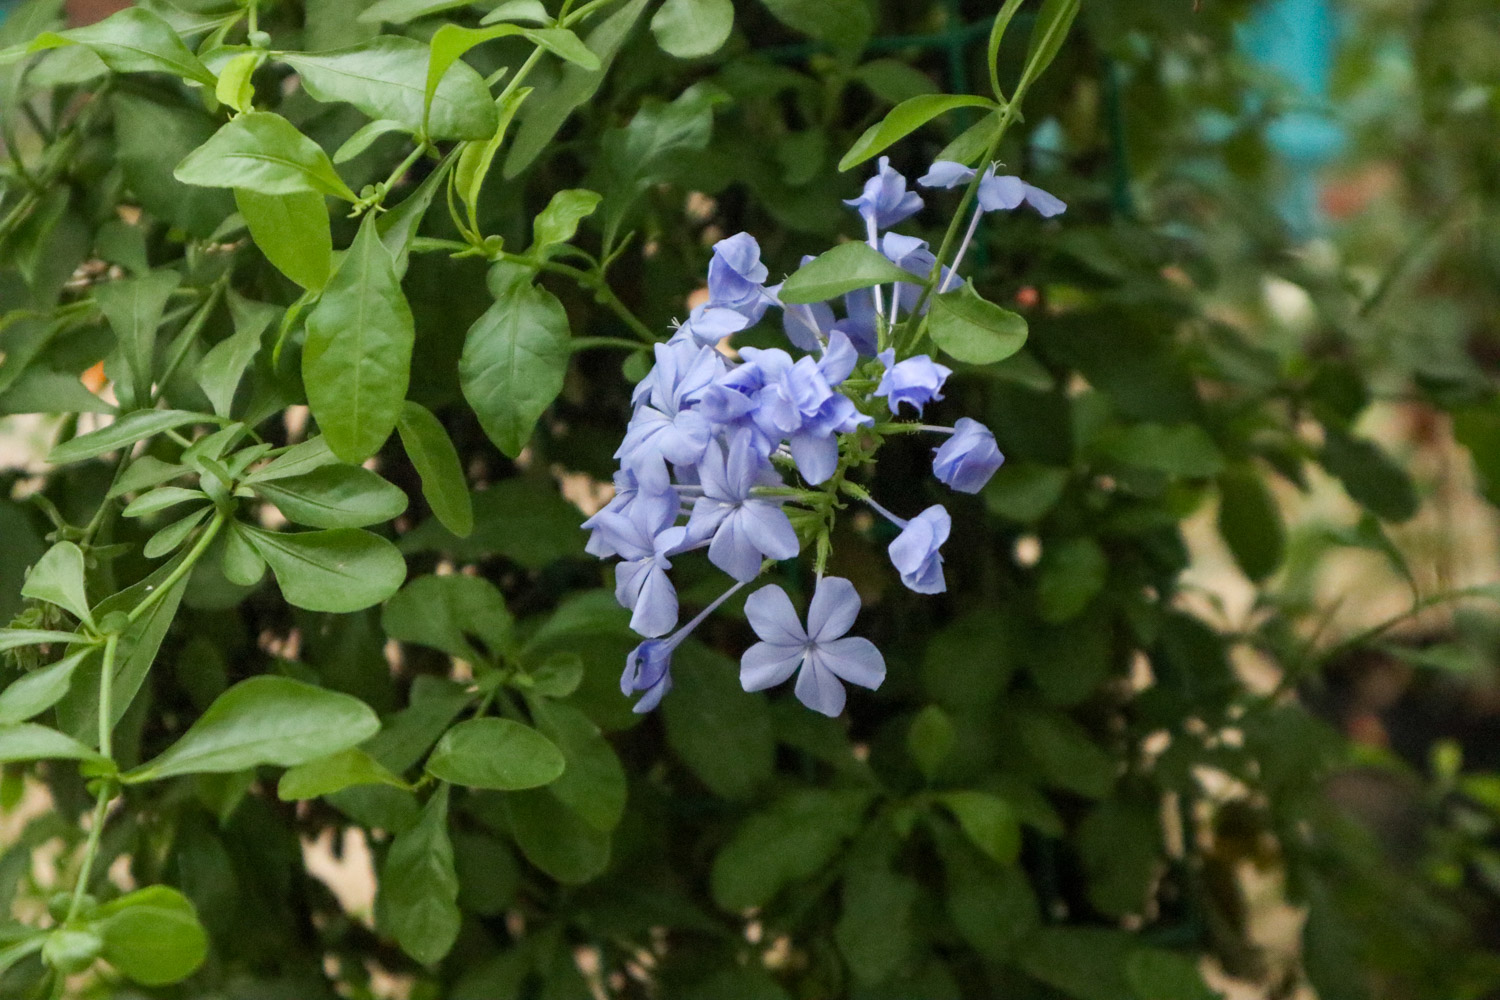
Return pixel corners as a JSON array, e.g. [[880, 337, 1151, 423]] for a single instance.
[[662, 641, 774, 800], [942, 844, 1038, 961], [839, 94, 997, 172], [1020, 0, 1080, 94], [479, 0, 551, 25], [94, 270, 181, 413], [650, 0, 733, 59], [397, 402, 473, 538], [378, 785, 459, 964], [143, 508, 209, 560], [1100, 423, 1225, 479], [459, 281, 570, 458], [363, 677, 475, 774], [241, 526, 407, 614], [504, 0, 649, 178], [1077, 797, 1162, 918], [382, 574, 512, 665], [530, 699, 626, 832], [1217, 465, 1286, 581], [48, 410, 214, 465], [124, 676, 380, 782], [907, 704, 956, 781], [174, 111, 358, 201], [195, 291, 276, 418], [378, 152, 455, 277], [1037, 535, 1107, 623], [241, 436, 338, 484], [529, 653, 584, 698], [359, 0, 485, 25], [835, 866, 919, 985], [334, 118, 410, 163], [1124, 949, 1221, 1000], [455, 86, 530, 235], [711, 790, 873, 910], [22, 541, 92, 625], [1015, 711, 1115, 799], [778, 241, 915, 305], [28, 7, 215, 86], [528, 27, 601, 69], [853, 58, 940, 104], [530, 188, 603, 257], [284, 36, 498, 142], [303, 214, 415, 462], [1018, 927, 1136, 1000], [928, 284, 1028, 365], [214, 50, 262, 113], [234, 189, 332, 292], [758, 0, 871, 48], [938, 791, 1021, 865], [95, 887, 209, 987], [249, 464, 408, 529], [0, 649, 89, 724], [220, 522, 266, 586], [1321, 427, 1419, 523], [399, 477, 584, 568], [278, 747, 408, 800], [424, 717, 565, 790], [502, 787, 612, 883], [0, 722, 105, 763], [983, 463, 1068, 523], [109, 92, 236, 238]]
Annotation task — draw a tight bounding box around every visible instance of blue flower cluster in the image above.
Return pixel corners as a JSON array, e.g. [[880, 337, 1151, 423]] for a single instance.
[[587, 157, 1065, 717]]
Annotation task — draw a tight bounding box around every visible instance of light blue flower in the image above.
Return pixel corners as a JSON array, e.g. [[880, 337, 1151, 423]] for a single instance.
[[739, 576, 886, 716], [844, 156, 924, 231], [622, 578, 749, 712], [918, 160, 1067, 218], [874, 349, 952, 416], [888, 504, 950, 594], [932, 418, 1005, 494], [707, 232, 773, 323], [596, 500, 686, 638], [686, 432, 800, 581]]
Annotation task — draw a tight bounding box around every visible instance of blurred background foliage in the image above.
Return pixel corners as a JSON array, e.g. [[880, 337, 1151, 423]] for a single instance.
[[3, 0, 1500, 997]]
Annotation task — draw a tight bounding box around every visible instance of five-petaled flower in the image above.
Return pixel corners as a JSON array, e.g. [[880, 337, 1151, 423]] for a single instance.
[[740, 577, 887, 717]]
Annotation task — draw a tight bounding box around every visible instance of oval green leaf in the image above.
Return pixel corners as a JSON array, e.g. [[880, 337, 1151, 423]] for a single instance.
[[778, 241, 915, 305], [425, 717, 565, 790], [303, 215, 415, 463], [241, 526, 407, 614], [124, 676, 380, 782], [459, 281, 570, 458], [396, 401, 474, 538], [929, 284, 1029, 365], [838, 94, 998, 172]]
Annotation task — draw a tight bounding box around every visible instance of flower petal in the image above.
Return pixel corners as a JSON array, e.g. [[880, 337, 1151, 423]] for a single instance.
[[793, 658, 847, 716], [814, 636, 886, 691], [743, 584, 807, 646], [740, 502, 800, 562], [740, 641, 805, 691], [806, 576, 861, 642], [628, 565, 678, 638]]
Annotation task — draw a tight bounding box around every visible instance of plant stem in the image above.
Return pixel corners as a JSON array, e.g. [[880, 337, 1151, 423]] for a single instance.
[[569, 336, 652, 353], [154, 278, 230, 398], [508, 254, 660, 343], [125, 510, 227, 626], [62, 632, 118, 926]]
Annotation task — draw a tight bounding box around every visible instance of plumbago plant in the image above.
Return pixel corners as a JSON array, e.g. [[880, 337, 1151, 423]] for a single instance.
[[2, 0, 1500, 997]]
